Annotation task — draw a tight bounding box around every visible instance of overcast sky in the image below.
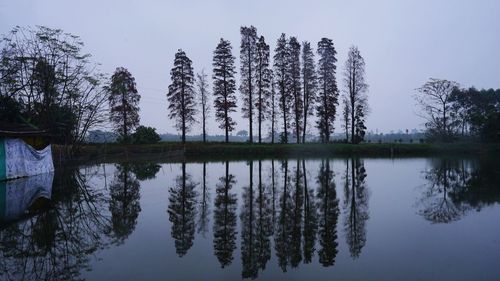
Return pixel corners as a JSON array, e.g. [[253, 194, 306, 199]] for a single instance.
[[1, 0, 499, 135]]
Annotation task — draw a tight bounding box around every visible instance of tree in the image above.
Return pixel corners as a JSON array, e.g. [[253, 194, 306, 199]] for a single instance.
[[0, 26, 108, 149], [288, 37, 303, 143], [196, 70, 211, 142], [341, 96, 351, 142], [450, 87, 500, 142], [168, 162, 198, 257], [274, 34, 292, 143], [108, 67, 140, 143], [343, 46, 369, 144], [167, 49, 197, 143], [213, 39, 237, 143], [317, 159, 339, 266], [316, 38, 339, 143], [240, 26, 258, 143], [269, 74, 278, 143], [343, 158, 369, 258], [131, 125, 160, 144], [109, 163, 141, 243], [213, 161, 238, 267], [414, 78, 459, 142], [301, 41, 317, 143], [255, 36, 272, 143]]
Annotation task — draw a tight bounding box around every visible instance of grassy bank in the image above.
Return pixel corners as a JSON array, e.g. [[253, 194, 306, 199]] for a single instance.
[[60, 142, 500, 163]]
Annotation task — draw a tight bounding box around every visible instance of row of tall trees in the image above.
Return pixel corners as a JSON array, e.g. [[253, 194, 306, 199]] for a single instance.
[[166, 26, 369, 144], [166, 158, 369, 277]]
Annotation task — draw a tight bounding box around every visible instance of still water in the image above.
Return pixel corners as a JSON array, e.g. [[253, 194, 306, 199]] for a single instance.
[[1, 157, 499, 281]]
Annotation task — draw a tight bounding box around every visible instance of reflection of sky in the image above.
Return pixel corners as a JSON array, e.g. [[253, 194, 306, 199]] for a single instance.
[[76, 159, 500, 281], [0, 172, 53, 222]]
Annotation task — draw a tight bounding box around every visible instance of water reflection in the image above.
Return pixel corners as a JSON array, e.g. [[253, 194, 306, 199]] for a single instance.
[[417, 157, 500, 223], [168, 162, 198, 257], [317, 159, 339, 266], [109, 163, 141, 242], [213, 161, 237, 267], [1, 157, 499, 280], [0, 166, 111, 281], [343, 158, 369, 258]]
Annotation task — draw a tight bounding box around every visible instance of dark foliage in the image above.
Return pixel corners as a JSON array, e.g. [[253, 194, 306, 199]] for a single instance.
[[316, 38, 339, 143], [132, 125, 160, 144], [107, 67, 140, 143], [167, 50, 197, 143], [213, 39, 237, 143]]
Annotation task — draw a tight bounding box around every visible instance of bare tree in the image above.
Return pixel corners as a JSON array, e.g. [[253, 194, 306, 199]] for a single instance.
[[0, 26, 108, 151], [196, 70, 210, 142], [415, 78, 459, 141], [343, 46, 369, 144]]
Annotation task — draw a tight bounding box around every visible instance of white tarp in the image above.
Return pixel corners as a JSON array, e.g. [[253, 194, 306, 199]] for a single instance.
[[1, 172, 53, 222], [4, 138, 54, 180]]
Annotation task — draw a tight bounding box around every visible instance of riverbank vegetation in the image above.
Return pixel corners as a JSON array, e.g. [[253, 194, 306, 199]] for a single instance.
[[1, 26, 499, 160]]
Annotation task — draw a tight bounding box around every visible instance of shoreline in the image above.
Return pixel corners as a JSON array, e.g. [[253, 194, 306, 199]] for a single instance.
[[52, 142, 500, 165]]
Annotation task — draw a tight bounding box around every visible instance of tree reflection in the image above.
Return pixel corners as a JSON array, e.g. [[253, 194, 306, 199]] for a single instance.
[[213, 161, 237, 267], [130, 162, 161, 180], [302, 159, 318, 264], [290, 160, 304, 268], [343, 158, 369, 259], [0, 166, 112, 281], [109, 163, 141, 243], [197, 162, 210, 237], [317, 159, 339, 266], [274, 160, 293, 272], [168, 162, 198, 257], [241, 161, 273, 279]]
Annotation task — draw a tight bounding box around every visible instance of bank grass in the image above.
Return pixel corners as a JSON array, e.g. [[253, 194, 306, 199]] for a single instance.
[[68, 141, 500, 164]]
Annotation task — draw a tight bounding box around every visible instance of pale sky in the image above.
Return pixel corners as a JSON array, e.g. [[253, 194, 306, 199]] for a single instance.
[[1, 0, 499, 135]]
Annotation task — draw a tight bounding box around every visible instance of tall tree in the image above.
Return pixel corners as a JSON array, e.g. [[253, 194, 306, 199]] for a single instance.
[[316, 38, 339, 143], [301, 41, 317, 143], [343, 46, 369, 144], [168, 162, 198, 257], [288, 37, 303, 143], [341, 96, 351, 142], [109, 163, 141, 243], [343, 158, 369, 258], [269, 74, 278, 144], [196, 70, 210, 142], [317, 159, 339, 266], [167, 49, 197, 143], [240, 26, 258, 143], [108, 67, 140, 143], [414, 78, 459, 141], [213, 39, 237, 143], [274, 33, 291, 143], [213, 161, 238, 267], [255, 36, 272, 143]]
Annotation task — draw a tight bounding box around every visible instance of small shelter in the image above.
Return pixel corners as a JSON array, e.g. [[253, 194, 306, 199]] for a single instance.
[[0, 122, 54, 181]]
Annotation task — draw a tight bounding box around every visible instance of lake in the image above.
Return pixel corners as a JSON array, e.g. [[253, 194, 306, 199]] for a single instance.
[[1, 156, 499, 281]]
